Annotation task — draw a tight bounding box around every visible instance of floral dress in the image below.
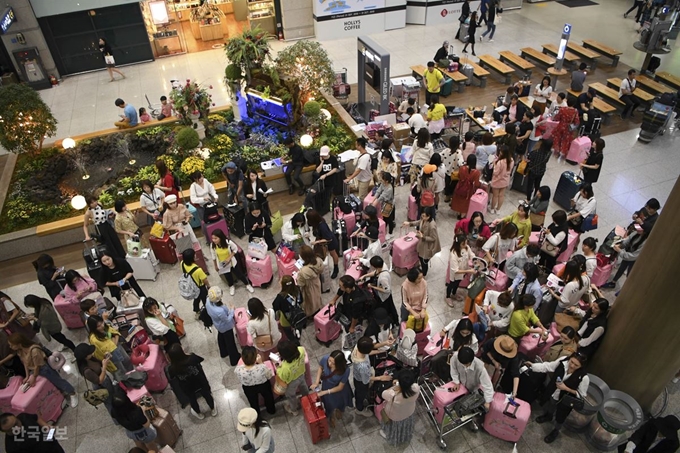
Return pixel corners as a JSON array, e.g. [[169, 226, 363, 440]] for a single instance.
[[552, 107, 580, 156]]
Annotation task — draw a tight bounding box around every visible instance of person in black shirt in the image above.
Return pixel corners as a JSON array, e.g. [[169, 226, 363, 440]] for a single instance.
[[580, 138, 605, 183], [1, 412, 65, 453], [461, 12, 479, 56], [480, 335, 522, 398], [283, 137, 306, 196], [516, 111, 535, 156], [110, 387, 159, 449], [245, 202, 276, 251], [577, 88, 595, 118], [221, 161, 246, 207], [101, 254, 146, 301], [31, 254, 63, 301], [329, 275, 368, 334], [306, 209, 340, 278], [99, 38, 126, 82], [433, 41, 450, 62], [167, 343, 216, 419]]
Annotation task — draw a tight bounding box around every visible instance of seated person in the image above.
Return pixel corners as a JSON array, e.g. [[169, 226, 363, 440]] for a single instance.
[[398, 97, 417, 116], [407, 107, 427, 135], [433, 40, 450, 62], [449, 347, 494, 413], [503, 95, 526, 124], [577, 88, 596, 118], [440, 317, 478, 353], [79, 299, 113, 328], [543, 326, 579, 362], [565, 295, 609, 358], [508, 294, 548, 340], [157, 95, 173, 120], [473, 290, 514, 342], [113, 98, 138, 129]]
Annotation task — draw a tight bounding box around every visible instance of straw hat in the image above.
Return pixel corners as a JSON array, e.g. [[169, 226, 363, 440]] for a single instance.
[[494, 335, 518, 358]]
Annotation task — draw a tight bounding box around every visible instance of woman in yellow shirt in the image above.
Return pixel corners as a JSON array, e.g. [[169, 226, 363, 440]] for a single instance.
[[427, 94, 447, 139], [508, 294, 548, 340], [491, 201, 532, 248], [87, 315, 133, 379]]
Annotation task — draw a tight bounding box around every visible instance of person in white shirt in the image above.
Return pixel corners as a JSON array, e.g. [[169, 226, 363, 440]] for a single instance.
[[139, 179, 165, 225], [473, 289, 514, 342], [398, 97, 417, 115], [567, 183, 597, 233], [482, 223, 519, 266], [358, 226, 382, 268], [532, 76, 553, 115], [281, 212, 311, 254], [246, 298, 282, 353], [189, 170, 217, 221], [505, 244, 540, 280], [440, 318, 479, 353], [237, 407, 274, 452], [580, 237, 598, 278], [407, 108, 428, 135], [619, 69, 641, 120], [547, 260, 590, 313], [344, 137, 373, 201], [530, 353, 590, 444], [449, 347, 494, 412], [547, 92, 568, 116]]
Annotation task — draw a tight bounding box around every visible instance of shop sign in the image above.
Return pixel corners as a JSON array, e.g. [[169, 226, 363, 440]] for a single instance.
[[0, 7, 16, 35]]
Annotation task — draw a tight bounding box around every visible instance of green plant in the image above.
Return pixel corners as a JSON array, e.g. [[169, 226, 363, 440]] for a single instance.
[[136, 165, 158, 183], [156, 154, 176, 171], [209, 134, 234, 155], [97, 192, 115, 208], [239, 145, 270, 167], [169, 80, 213, 125], [0, 84, 57, 155], [176, 127, 200, 151], [303, 100, 321, 117], [314, 119, 356, 153], [224, 26, 272, 84], [180, 156, 205, 177], [224, 63, 243, 83]]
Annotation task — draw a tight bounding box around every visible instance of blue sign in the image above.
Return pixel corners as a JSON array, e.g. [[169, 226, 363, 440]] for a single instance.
[[0, 7, 15, 35], [563, 23, 572, 35]]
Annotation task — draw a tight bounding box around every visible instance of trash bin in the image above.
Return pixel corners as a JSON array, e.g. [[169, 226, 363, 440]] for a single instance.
[[564, 374, 610, 432], [585, 390, 644, 451]]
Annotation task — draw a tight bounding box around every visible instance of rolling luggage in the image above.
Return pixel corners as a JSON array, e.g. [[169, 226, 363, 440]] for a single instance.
[[440, 77, 454, 97], [408, 195, 418, 221], [486, 266, 508, 291], [363, 191, 381, 213], [151, 407, 182, 448], [591, 262, 613, 287], [553, 171, 582, 210], [201, 217, 229, 243], [333, 207, 356, 238], [234, 307, 252, 347], [54, 294, 86, 329], [345, 261, 365, 282], [433, 381, 469, 424], [276, 254, 298, 279], [343, 246, 363, 270], [483, 392, 531, 442], [566, 136, 591, 165], [11, 376, 64, 423], [126, 248, 160, 281], [424, 333, 444, 358], [540, 119, 559, 139], [517, 325, 559, 360], [134, 344, 169, 392], [246, 255, 273, 288], [458, 23, 470, 43], [301, 393, 331, 444], [332, 217, 350, 252], [461, 63, 474, 86], [466, 189, 488, 219], [314, 304, 342, 346], [124, 385, 152, 404], [223, 204, 245, 238], [400, 321, 431, 355], [392, 230, 419, 277], [149, 234, 178, 265], [511, 171, 527, 193], [378, 218, 387, 243], [186, 203, 201, 229], [556, 230, 580, 264], [0, 376, 21, 414], [177, 242, 209, 274], [320, 255, 333, 293]]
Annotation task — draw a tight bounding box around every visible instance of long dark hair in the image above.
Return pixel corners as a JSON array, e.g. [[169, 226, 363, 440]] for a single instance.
[[452, 318, 474, 351], [167, 343, 193, 373], [23, 295, 52, 318], [466, 212, 487, 234], [211, 228, 229, 249], [396, 369, 417, 399], [563, 260, 585, 289], [247, 298, 266, 321], [328, 350, 347, 376], [416, 128, 430, 148], [305, 209, 324, 229], [87, 315, 108, 341], [65, 269, 84, 291], [450, 233, 467, 255], [155, 159, 169, 178], [32, 254, 54, 271]]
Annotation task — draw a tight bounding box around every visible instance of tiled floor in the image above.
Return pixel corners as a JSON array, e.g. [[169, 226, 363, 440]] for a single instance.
[[2, 0, 680, 451]]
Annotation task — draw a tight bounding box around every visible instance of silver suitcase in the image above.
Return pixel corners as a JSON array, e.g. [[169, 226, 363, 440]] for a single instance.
[[320, 256, 333, 293], [458, 23, 470, 43], [126, 248, 160, 281], [461, 64, 474, 86]]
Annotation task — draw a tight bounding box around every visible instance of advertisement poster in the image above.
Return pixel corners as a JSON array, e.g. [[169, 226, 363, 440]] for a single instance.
[[314, 0, 386, 18]]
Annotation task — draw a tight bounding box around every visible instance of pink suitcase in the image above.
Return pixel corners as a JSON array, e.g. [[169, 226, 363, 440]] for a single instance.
[[314, 304, 342, 345], [408, 195, 418, 221], [363, 192, 381, 213], [344, 247, 363, 270], [591, 263, 613, 287], [54, 294, 86, 329], [556, 230, 580, 264], [540, 119, 559, 139], [467, 189, 488, 219], [202, 217, 229, 243], [345, 261, 365, 281], [276, 254, 298, 279], [123, 384, 151, 404], [11, 376, 64, 423], [486, 266, 509, 291], [374, 398, 386, 421], [334, 207, 356, 238], [566, 136, 591, 164], [433, 381, 469, 424], [234, 307, 253, 347], [136, 344, 169, 392], [424, 333, 444, 358], [529, 231, 542, 246], [400, 321, 431, 355], [517, 324, 559, 360], [484, 392, 531, 442], [177, 242, 209, 274], [0, 376, 22, 414], [246, 254, 273, 288], [392, 232, 420, 276], [552, 263, 566, 277], [378, 218, 386, 243]]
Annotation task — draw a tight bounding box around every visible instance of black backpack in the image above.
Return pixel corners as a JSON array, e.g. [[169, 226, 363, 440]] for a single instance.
[[171, 172, 182, 191], [283, 295, 307, 331], [198, 306, 213, 332]]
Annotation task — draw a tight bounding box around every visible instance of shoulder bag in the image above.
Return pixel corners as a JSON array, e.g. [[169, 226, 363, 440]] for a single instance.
[[254, 312, 274, 349], [83, 378, 109, 408], [540, 235, 560, 257], [120, 289, 141, 308]]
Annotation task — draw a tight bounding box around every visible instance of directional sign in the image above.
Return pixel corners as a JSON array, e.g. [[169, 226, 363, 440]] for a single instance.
[[563, 23, 572, 35]]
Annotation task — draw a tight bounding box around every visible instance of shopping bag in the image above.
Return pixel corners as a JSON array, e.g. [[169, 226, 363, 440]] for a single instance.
[[127, 237, 142, 257], [150, 222, 164, 239], [276, 242, 295, 263], [270, 211, 283, 235], [104, 55, 115, 65], [248, 239, 268, 259], [121, 289, 141, 308]]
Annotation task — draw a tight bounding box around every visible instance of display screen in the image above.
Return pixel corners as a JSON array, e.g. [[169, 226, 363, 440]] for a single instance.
[[149, 1, 169, 25], [0, 7, 15, 34], [557, 38, 568, 60]]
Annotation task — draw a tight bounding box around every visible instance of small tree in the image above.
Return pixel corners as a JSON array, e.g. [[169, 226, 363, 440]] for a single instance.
[[224, 26, 273, 85], [0, 84, 57, 155]]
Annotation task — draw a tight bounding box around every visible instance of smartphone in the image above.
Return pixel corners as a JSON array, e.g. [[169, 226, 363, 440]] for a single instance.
[[45, 427, 56, 441]]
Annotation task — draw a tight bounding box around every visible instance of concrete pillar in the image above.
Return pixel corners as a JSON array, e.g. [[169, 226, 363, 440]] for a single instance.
[[589, 177, 680, 411]]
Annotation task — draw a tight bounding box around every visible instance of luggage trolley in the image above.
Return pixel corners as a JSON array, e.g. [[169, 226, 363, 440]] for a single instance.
[[390, 76, 421, 108], [419, 372, 486, 450], [638, 100, 675, 143]]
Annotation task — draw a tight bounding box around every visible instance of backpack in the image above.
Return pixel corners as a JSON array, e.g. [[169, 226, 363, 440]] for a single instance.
[[84, 388, 110, 408], [452, 389, 486, 416], [284, 294, 307, 331], [421, 187, 435, 207], [198, 306, 213, 331], [171, 172, 182, 191], [178, 266, 200, 300]]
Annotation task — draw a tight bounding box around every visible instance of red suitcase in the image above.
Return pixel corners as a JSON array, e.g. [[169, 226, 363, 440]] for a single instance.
[[246, 254, 273, 288], [400, 321, 431, 355], [433, 381, 469, 424], [483, 392, 531, 443], [135, 344, 169, 392], [54, 294, 85, 329], [314, 304, 342, 346], [301, 393, 330, 444], [334, 207, 356, 238], [201, 217, 229, 243], [566, 136, 591, 165], [11, 376, 64, 423], [0, 376, 22, 414], [591, 263, 613, 287], [392, 231, 420, 276], [276, 254, 298, 279], [234, 307, 253, 347], [467, 189, 488, 219], [517, 324, 559, 361], [150, 233, 178, 264], [408, 194, 418, 221], [177, 242, 209, 274]]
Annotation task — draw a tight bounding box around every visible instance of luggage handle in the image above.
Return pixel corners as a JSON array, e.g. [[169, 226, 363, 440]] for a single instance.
[[503, 401, 519, 418]]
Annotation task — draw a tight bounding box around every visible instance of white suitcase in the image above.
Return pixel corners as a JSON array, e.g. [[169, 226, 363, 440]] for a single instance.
[[320, 255, 332, 294], [126, 248, 160, 281]]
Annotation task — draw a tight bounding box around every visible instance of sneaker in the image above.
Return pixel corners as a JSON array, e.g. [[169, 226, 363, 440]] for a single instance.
[[462, 49, 468, 54], [229, 286, 235, 296], [283, 402, 298, 416], [472, 52, 477, 56], [194, 311, 200, 320], [624, 13, 628, 18], [191, 409, 205, 420], [489, 39, 494, 42], [379, 429, 387, 439], [357, 408, 373, 417], [246, 284, 255, 293], [479, 36, 483, 42], [601, 281, 616, 289], [445, 297, 455, 308], [385, 233, 393, 240], [211, 407, 218, 417], [69, 394, 79, 408], [544, 428, 560, 443]]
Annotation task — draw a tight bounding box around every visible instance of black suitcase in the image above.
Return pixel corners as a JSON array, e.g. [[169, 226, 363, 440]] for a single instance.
[[87, 263, 106, 291], [223, 204, 245, 238], [511, 171, 528, 193], [553, 171, 582, 210], [332, 219, 349, 252]]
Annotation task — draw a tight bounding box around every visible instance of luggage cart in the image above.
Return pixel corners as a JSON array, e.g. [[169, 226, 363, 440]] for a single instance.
[[638, 100, 674, 143], [418, 372, 485, 450]]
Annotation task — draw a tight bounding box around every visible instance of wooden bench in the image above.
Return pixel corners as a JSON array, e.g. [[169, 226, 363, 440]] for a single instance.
[[477, 54, 515, 85], [48, 116, 180, 148], [498, 51, 535, 78], [463, 60, 491, 88], [519, 47, 556, 68], [582, 40, 622, 67], [541, 44, 580, 69], [654, 71, 680, 91], [566, 42, 602, 71], [567, 88, 617, 125], [606, 78, 655, 104], [589, 82, 625, 107], [411, 64, 466, 94], [636, 74, 672, 95], [465, 110, 506, 138]]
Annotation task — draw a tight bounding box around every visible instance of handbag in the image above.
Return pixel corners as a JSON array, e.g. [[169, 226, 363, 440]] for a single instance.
[[254, 313, 274, 349], [516, 160, 527, 175], [270, 211, 283, 236], [83, 377, 109, 408], [120, 289, 141, 308], [540, 238, 560, 257], [150, 222, 164, 239], [381, 202, 394, 217], [530, 212, 545, 227], [560, 394, 585, 411], [104, 55, 115, 65], [276, 242, 295, 263], [581, 213, 598, 232], [127, 237, 141, 257], [467, 274, 487, 300]]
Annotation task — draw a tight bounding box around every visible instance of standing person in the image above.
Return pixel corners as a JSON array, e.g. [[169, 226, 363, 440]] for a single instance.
[[362, 256, 399, 324], [74, 343, 115, 416], [474, 290, 514, 341], [480, 0, 497, 42], [552, 96, 580, 157], [509, 262, 543, 311], [282, 137, 306, 196], [114, 199, 148, 249], [243, 169, 271, 216], [580, 138, 605, 184], [87, 315, 132, 379], [296, 245, 324, 317], [451, 154, 482, 219], [506, 244, 540, 281], [482, 222, 519, 268], [311, 350, 353, 428], [99, 38, 125, 82], [602, 230, 648, 289], [533, 77, 553, 115], [210, 229, 254, 296], [538, 210, 570, 271], [246, 298, 282, 355], [221, 162, 246, 207], [245, 202, 276, 252], [142, 298, 182, 352], [423, 61, 445, 106], [154, 159, 179, 200], [275, 340, 310, 415], [167, 343, 217, 419], [410, 128, 434, 183], [113, 98, 138, 129], [442, 136, 465, 203], [162, 194, 199, 244], [400, 268, 428, 323], [492, 201, 532, 248], [426, 95, 447, 139], [314, 145, 339, 211], [461, 12, 479, 56], [32, 254, 64, 301], [526, 106, 544, 154], [373, 172, 396, 237], [272, 276, 303, 343], [489, 145, 514, 214], [205, 286, 241, 366], [546, 260, 591, 315], [449, 347, 494, 416], [189, 170, 217, 221], [23, 295, 76, 354], [351, 337, 393, 417], [237, 408, 275, 453], [378, 368, 420, 445], [624, 0, 644, 19], [581, 238, 599, 278], [8, 333, 78, 408], [344, 137, 373, 201], [456, 0, 472, 40], [110, 388, 158, 451], [235, 346, 276, 416], [571, 63, 588, 92], [403, 206, 440, 276], [528, 186, 550, 231], [525, 138, 553, 200], [516, 111, 535, 157], [181, 248, 210, 318], [455, 211, 492, 255], [477, 0, 489, 26], [474, 132, 497, 172], [83, 195, 126, 259], [100, 254, 146, 302], [407, 107, 428, 135], [1, 412, 66, 453], [446, 234, 476, 306], [306, 209, 340, 278]]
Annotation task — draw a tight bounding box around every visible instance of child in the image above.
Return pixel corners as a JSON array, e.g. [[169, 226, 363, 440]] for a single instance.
[[139, 107, 151, 123], [157, 95, 173, 120]]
